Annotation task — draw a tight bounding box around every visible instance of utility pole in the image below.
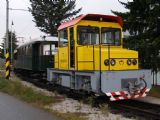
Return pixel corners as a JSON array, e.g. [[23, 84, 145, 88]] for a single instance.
[[6, 0, 9, 50], [11, 21, 14, 65], [5, 0, 10, 80]]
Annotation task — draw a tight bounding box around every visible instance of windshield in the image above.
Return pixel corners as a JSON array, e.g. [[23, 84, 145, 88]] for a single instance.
[[77, 26, 99, 45], [101, 28, 121, 45]]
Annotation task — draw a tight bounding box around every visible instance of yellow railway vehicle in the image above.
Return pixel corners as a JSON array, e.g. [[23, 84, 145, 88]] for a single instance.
[[47, 14, 151, 101]]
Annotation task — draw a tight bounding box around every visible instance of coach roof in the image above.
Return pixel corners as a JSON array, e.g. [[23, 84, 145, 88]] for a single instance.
[[58, 13, 123, 30], [17, 36, 58, 48]]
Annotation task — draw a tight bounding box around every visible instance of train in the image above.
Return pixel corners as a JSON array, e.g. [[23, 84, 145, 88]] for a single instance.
[[14, 14, 152, 101], [14, 36, 58, 77]]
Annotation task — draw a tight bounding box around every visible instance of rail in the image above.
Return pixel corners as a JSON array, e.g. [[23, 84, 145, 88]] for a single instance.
[[109, 100, 160, 119]]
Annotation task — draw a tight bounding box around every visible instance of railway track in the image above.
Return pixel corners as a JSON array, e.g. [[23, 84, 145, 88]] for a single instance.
[[15, 72, 86, 99], [109, 100, 160, 120], [15, 73, 160, 120]]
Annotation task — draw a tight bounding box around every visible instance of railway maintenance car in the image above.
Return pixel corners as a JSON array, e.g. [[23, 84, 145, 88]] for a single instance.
[[46, 14, 151, 101], [14, 36, 58, 76]]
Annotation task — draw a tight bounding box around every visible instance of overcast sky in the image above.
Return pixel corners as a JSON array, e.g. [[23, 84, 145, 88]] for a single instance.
[[0, 0, 130, 45]]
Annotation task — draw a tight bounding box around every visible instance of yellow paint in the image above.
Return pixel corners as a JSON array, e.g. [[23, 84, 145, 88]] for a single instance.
[[54, 51, 58, 68], [76, 46, 138, 70], [54, 19, 139, 71], [57, 47, 69, 69], [6, 53, 9, 58], [5, 61, 10, 68], [5, 70, 9, 77]]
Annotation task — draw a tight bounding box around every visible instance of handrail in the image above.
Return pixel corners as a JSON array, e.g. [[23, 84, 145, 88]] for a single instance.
[[108, 44, 111, 70]]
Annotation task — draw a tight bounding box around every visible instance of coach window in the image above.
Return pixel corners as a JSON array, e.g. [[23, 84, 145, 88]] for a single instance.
[[21, 48, 23, 55], [28, 45, 32, 56], [51, 44, 57, 55], [101, 28, 121, 45], [59, 29, 68, 47], [21, 47, 25, 55], [14, 50, 17, 60], [20, 48, 22, 55], [43, 44, 50, 55], [77, 26, 99, 45], [17, 49, 19, 55], [26, 46, 28, 55]]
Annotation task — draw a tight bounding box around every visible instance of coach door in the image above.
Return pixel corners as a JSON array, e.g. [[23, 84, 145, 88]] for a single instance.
[[69, 27, 75, 69]]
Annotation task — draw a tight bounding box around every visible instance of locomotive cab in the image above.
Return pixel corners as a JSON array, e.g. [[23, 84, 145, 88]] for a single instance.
[[54, 14, 138, 71], [48, 14, 151, 101]]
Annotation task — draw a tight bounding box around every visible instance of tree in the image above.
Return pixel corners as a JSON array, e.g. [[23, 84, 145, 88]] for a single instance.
[[0, 31, 18, 59], [0, 43, 4, 58], [112, 0, 160, 72], [29, 0, 82, 36]]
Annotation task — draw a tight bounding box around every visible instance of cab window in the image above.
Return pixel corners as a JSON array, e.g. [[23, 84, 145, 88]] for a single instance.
[[59, 29, 68, 47], [101, 28, 121, 45], [77, 26, 99, 45]]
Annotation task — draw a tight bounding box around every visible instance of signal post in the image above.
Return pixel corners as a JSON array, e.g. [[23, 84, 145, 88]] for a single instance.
[[5, 0, 10, 79]]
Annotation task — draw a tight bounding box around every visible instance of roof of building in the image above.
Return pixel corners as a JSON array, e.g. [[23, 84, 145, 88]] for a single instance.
[[58, 13, 123, 30]]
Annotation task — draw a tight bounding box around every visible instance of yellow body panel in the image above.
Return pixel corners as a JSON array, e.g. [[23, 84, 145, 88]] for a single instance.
[[56, 47, 69, 70], [77, 46, 138, 70], [54, 20, 139, 71]]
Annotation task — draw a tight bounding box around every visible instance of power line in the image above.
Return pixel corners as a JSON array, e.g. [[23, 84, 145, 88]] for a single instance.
[[9, 8, 30, 12], [18, 22, 33, 35]]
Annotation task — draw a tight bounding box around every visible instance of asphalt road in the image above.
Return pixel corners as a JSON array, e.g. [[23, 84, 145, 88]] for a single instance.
[[0, 58, 4, 69], [0, 92, 62, 120]]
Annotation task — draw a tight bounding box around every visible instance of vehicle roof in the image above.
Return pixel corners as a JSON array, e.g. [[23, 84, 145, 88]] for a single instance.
[[58, 13, 123, 30], [17, 36, 58, 48]]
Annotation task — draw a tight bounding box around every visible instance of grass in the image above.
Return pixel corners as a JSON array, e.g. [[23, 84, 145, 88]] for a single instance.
[[148, 86, 160, 98], [0, 76, 55, 107], [0, 76, 87, 120], [52, 111, 87, 120], [0, 66, 5, 70]]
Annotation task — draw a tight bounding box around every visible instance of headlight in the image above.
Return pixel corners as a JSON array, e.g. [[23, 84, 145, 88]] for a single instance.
[[132, 59, 137, 65], [104, 59, 109, 66], [110, 59, 116, 66], [127, 59, 132, 65]]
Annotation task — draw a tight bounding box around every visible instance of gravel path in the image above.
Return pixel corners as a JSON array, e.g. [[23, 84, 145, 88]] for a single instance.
[[49, 98, 134, 120]]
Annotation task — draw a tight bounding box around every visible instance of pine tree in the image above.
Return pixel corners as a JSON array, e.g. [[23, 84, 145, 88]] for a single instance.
[[0, 31, 18, 59], [0, 43, 4, 58], [29, 0, 82, 36], [112, 0, 160, 72], [0, 45, 4, 58]]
